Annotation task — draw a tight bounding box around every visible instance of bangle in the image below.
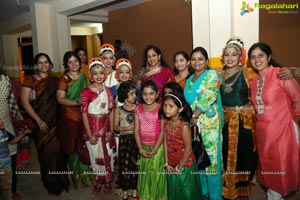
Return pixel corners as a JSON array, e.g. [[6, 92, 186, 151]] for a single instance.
[[164, 162, 168, 167], [175, 165, 182, 173], [139, 148, 144, 154]]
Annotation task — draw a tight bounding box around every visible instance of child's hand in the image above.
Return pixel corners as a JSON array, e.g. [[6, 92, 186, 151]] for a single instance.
[[106, 131, 112, 142], [166, 165, 173, 172], [24, 128, 32, 134], [89, 135, 98, 145], [38, 121, 48, 133], [140, 149, 151, 158]]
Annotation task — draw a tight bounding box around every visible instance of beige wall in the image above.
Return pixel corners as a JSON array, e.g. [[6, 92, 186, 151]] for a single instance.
[[102, 0, 193, 76]]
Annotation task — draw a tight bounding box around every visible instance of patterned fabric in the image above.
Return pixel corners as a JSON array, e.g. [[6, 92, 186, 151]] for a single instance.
[[22, 75, 70, 194], [81, 86, 115, 183], [250, 66, 300, 195], [140, 67, 174, 103], [135, 104, 161, 145], [184, 70, 223, 173], [57, 73, 89, 122], [165, 121, 194, 167], [184, 69, 223, 200], [0, 75, 18, 155], [117, 106, 139, 190], [220, 70, 257, 199]]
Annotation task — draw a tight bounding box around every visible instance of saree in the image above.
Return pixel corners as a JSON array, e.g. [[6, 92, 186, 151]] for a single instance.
[[81, 87, 115, 185], [140, 67, 174, 103], [22, 75, 69, 195], [57, 73, 93, 190]]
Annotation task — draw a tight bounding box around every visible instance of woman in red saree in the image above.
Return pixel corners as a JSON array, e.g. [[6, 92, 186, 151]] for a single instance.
[[57, 51, 93, 190], [21, 53, 69, 195], [249, 43, 300, 199]]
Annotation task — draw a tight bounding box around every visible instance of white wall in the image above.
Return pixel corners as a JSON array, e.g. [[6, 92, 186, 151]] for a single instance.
[[191, 0, 259, 68]]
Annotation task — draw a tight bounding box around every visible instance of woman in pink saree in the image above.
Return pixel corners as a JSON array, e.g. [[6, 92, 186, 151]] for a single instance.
[[249, 42, 300, 200], [137, 45, 174, 103]]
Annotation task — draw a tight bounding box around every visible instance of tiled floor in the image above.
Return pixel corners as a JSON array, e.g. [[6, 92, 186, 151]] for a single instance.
[[7, 140, 300, 200]]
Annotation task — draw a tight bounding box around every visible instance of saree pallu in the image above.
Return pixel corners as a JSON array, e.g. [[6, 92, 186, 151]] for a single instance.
[[137, 145, 167, 200], [23, 75, 69, 195], [58, 73, 88, 154], [167, 162, 202, 200]]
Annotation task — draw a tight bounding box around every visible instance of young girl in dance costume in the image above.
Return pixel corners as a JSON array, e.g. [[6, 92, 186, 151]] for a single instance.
[[134, 80, 167, 200], [159, 90, 202, 200], [81, 58, 115, 195], [114, 81, 138, 199]]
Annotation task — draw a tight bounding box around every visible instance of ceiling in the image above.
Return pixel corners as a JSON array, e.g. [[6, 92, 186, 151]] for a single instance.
[[0, 0, 150, 32]]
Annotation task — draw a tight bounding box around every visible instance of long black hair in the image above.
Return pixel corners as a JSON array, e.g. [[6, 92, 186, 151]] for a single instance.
[[248, 42, 281, 67], [159, 90, 192, 122], [142, 45, 168, 67]]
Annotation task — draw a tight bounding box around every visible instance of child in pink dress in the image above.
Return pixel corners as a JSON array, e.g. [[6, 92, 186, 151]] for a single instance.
[[134, 80, 167, 200]]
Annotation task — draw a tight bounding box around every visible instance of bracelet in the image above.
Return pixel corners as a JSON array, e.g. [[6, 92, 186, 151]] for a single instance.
[[164, 162, 168, 167], [139, 148, 144, 154], [175, 165, 182, 173]]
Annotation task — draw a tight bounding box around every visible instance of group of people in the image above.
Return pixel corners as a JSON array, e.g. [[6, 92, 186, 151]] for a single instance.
[[1, 36, 300, 200]]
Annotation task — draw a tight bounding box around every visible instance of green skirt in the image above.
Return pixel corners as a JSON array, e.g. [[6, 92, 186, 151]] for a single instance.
[[167, 162, 203, 200], [137, 145, 167, 200]]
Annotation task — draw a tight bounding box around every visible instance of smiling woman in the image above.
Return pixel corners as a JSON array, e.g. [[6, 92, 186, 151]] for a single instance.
[[21, 53, 69, 195], [249, 42, 300, 199], [137, 45, 174, 103]]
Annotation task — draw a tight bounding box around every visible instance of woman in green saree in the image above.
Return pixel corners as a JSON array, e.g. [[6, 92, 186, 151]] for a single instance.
[[57, 51, 93, 190]]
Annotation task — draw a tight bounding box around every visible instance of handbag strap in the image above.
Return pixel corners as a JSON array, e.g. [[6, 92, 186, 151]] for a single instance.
[[191, 124, 205, 146]]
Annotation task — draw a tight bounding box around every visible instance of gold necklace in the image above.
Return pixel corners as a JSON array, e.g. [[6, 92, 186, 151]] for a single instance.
[[222, 68, 242, 92], [93, 84, 103, 95]]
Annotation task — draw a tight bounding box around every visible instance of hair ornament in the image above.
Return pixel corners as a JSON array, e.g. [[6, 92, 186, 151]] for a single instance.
[[116, 58, 132, 70], [164, 94, 183, 107], [221, 37, 246, 65], [99, 43, 115, 55], [227, 40, 244, 48], [88, 58, 105, 71]]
